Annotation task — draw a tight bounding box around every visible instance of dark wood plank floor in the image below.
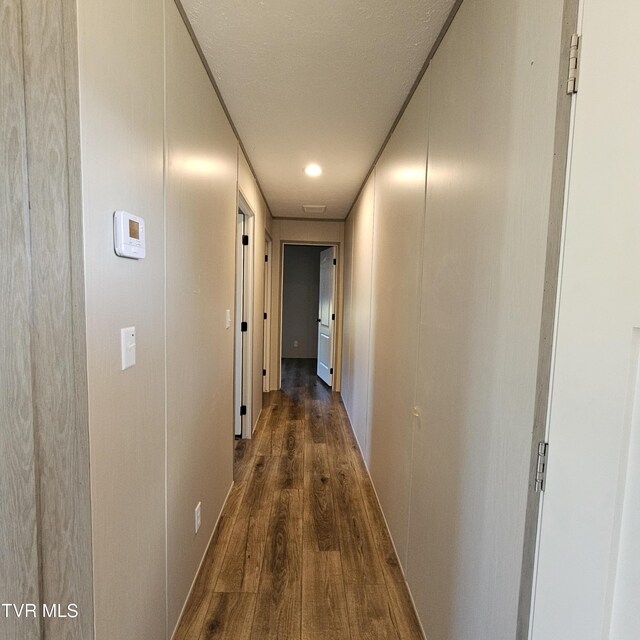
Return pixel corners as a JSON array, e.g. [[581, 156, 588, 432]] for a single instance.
[[174, 358, 424, 640]]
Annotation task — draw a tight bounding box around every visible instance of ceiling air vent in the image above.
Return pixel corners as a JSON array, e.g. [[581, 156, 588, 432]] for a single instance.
[[302, 205, 327, 215]]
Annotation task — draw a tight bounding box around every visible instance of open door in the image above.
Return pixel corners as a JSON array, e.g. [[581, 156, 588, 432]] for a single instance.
[[316, 247, 335, 386]]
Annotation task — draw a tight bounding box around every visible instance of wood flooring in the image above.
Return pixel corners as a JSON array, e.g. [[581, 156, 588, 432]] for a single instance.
[[174, 358, 424, 640]]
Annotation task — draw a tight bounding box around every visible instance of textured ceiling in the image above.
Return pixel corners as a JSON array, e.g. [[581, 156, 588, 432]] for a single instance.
[[181, 0, 456, 219]]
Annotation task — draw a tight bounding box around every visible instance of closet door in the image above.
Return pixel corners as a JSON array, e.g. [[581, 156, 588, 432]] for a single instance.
[[0, 1, 42, 638]]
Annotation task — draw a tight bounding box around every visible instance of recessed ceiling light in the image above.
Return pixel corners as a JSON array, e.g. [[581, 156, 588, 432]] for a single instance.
[[305, 163, 322, 177]]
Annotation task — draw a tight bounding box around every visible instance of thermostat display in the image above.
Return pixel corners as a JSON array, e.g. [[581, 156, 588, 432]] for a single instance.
[[129, 219, 140, 239], [114, 210, 145, 259]]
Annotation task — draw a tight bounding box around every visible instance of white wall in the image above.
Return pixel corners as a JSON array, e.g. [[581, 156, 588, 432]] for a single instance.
[[343, 71, 430, 559], [165, 3, 238, 630], [410, 1, 563, 635], [282, 245, 326, 358], [369, 74, 430, 563], [341, 0, 565, 636], [342, 176, 375, 459], [77, 1, 271, 637], [77, 0, 166, 637]]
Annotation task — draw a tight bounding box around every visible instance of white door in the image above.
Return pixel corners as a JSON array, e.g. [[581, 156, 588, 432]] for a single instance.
[[317, 247, 335, 385], [531, 1, 640, 637]]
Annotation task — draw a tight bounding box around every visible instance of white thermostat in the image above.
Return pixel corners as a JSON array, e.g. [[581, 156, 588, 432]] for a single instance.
[[114, 210, 146, 259]]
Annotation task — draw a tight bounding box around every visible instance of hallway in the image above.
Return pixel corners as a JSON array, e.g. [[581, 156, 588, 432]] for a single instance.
[[174, 359, 423, 639]]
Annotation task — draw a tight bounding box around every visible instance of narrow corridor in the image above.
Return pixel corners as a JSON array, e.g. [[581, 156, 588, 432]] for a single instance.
[[174, 359, 424, 639]]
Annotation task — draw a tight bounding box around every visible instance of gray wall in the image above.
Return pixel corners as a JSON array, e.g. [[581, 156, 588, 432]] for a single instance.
[[282, 245, 328, 358]]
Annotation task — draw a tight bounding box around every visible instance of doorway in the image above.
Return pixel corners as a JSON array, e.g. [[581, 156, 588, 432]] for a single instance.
[[280, 244, 336, 388], [234, 194, 255, 439], [263, 234, 273, 395]]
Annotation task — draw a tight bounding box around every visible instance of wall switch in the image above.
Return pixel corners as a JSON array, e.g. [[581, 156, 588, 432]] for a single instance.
[[120, 327, 136, 370], [195, 502, 201, 534], [225, 309, 231, 329]]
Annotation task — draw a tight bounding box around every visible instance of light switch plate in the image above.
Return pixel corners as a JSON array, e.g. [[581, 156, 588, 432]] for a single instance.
[[121, 327, 136, 370]]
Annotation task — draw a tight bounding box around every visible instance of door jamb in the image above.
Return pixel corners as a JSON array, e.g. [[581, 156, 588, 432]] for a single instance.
[[516, 0, 581, 635], [278, 241, 340, 391], [263, 232, 273, 392], [235, 192, 255, 439]]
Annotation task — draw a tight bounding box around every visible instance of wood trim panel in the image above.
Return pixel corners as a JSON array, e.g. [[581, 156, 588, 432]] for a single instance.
[[0, 1, 42, 637], [20, 0, 94, 636]]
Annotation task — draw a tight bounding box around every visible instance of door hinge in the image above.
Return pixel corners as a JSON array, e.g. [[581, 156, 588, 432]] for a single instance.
[[265, 254, 268, 262], [535, 442, 549, 492], [264, 312, 268, 320], [242, 234, 249, 246], [567, 34, 580, 95], [240, 321, 248, 332], [330, 367, 333, 375], [331, 313, 335, 321], [240, 405, 247, 416], [332, 258, 337, 266], [262, 369, 267, 377]]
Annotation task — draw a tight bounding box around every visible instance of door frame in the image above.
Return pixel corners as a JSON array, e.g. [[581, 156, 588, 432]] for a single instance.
[[263, 232, 273, 392], [516, 0, 581, 635], [278, 241, 340, 390], [234, 192, 255, 439]]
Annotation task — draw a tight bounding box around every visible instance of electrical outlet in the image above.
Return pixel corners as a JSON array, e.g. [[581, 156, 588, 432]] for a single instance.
[[195, 502, 201, 534], [293, 340, 299, 348]]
